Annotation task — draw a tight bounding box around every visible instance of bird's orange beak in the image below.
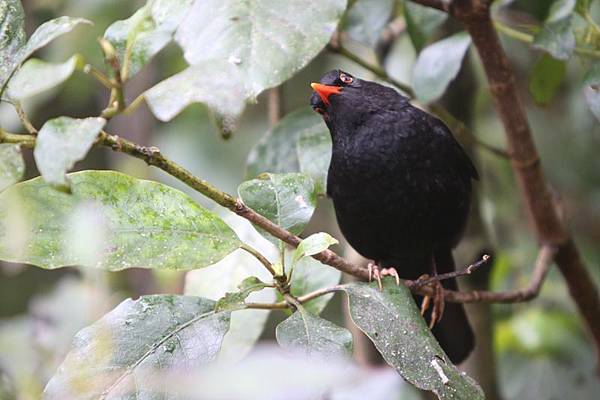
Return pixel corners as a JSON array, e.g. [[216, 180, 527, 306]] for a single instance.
[[311, 82, 342, 106]]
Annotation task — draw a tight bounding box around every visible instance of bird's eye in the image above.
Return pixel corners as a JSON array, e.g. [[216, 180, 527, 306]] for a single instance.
[[339, 73, 353, 84]]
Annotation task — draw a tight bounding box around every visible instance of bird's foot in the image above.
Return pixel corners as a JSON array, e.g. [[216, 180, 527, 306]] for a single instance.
[[367, 263, 400, 291], [417, 274, 445, 329]]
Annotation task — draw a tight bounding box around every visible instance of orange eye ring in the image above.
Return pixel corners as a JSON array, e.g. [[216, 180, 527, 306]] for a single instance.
[[339, 73, 353, 84]]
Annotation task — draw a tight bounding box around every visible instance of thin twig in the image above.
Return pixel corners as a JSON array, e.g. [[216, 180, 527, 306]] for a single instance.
[[412, 254, 491, 288], [1, 130, 559, 305], [14, 102, 37, 134], [267, 87, 282, 127], [83, 64, 115, 89], [240, 243, 278, 277]]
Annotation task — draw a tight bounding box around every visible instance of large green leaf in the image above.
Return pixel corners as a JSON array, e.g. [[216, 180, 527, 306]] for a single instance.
[[533, 0, 576, 60], [412, 31, 471, 104], [0, 2, 90, 95], [529, 54, 566, 106], [184, 213, 276, 362], [34, 117, 106, 187], [146, 0, 347, 122], [43, 295, 230, 399], [404, 1, 448, 52], [0, 171, 241, 270], [246, 107, 330, 193], [296, 122, 331, 194], [6, 55, 82, 100], [238, 172, 318, 243], [276, 306, 352, 358], [0, 144, 24, 191], [344, 0, 395, 47], [339, 281, 484, 399], [104, 0, 193, 79], [145, 60, 246, 122]]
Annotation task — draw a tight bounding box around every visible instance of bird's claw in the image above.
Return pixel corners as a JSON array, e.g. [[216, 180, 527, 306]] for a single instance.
[[417, 274, 445, 329], [368, 263, 400, 291]]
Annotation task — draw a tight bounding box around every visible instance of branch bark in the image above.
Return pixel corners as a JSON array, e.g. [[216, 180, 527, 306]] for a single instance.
[[444, 0, 600, 368], [0, 128, 564, 306]]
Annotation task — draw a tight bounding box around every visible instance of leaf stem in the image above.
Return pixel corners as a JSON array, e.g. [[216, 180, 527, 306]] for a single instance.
[[0, 129, 36, 148], [240, 243, 278, 277], [82, 64, 115, 89], [494, 20, 600, 59], [14, 102, 37, 134]]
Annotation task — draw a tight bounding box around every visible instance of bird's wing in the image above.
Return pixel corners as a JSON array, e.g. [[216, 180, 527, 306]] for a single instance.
[[428, 115, 479, 181]]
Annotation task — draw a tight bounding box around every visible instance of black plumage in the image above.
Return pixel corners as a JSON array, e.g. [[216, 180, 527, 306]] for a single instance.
[[310, 69, 477, 364]]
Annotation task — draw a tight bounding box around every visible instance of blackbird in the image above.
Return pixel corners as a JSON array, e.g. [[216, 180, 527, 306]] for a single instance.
[[310, 69, 477, 364]]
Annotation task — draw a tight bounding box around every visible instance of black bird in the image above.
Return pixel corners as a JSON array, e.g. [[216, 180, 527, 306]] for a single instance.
[[310, 69, 477, 364]]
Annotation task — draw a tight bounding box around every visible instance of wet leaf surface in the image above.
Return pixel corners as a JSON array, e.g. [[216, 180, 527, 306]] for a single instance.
[[43, 295, 230, 399], [0, 171, 240, 270]]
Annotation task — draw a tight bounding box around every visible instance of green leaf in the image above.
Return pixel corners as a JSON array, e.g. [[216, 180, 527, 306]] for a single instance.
[[0, 171, 241, 270], [345, 0, 395, 47], [404, 1, 448, 52], [533, 0, 576, 60], [147, 0, 347, 122], [183, 213, 275, 361], [412, 31, 471, 104], [286, 254, 342, 315], [296, 123, 332, 194], [43, 295, 230, 399], [34, 117, 106, 187], [528, 54, 566, 106], [104, 0, 193, 79], [533, 18, 575, 60], [238, 172, 318, 244], [276, 306, 352, 358], [215, 276, 271, 311], [339, 281, 484, 399], [292, 232, 338, 265], [145, 60, 247, 122], [246, 107, 330, 193], [0, 0, 26, 94], [0, 144, 25, 191], [6, 55, 82, 100], [0, 8, 91, 95]]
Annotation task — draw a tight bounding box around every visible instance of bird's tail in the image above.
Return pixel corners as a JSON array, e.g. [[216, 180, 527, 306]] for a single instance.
[[427, 248, 475, 364]]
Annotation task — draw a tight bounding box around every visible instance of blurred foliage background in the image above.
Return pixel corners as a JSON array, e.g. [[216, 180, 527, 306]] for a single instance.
[[1, 0, 600, 399]]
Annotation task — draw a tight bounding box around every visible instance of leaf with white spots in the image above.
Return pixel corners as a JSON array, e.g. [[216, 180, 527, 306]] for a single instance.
[[339, 281, 484, 399], [34, 117, 106, 187], [0, 144, 25, 191], [43, 295, 230, 399], [238, 172, 318, 244], [146, 0, 347, 122], [0, 171, 241, 270], [0, 0, 90, 95], [276, 305, 352, 358], [6, 55, 82, 100]]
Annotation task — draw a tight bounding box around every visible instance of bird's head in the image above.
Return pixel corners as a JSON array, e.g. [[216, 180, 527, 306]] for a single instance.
[[310, 69, 406, 130]]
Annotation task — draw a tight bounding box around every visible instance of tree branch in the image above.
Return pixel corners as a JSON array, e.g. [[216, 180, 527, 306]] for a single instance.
[[240, 243, 278, 277], [412, 254, 491, 287], [447, 0, 600, 368], [408, 0, 450, 12], [1, 129, 562, 308]]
